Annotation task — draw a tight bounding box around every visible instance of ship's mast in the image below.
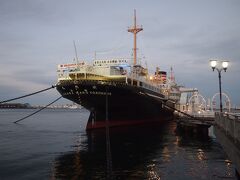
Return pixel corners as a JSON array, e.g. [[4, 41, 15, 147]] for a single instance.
[[128, 10, 143, 65], [73, 40, 79, 65]]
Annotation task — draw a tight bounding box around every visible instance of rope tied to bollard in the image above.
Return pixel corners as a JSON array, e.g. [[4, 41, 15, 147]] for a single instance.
[[14, 96, 62, 124], [0, 85, 56, 104], [0, 84, 62, 123]]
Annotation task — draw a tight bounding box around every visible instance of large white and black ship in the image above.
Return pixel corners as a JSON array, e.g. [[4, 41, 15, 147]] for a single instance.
[[56, 11, 180, 130]]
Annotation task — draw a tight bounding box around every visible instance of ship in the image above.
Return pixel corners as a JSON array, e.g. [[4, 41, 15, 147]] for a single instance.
[[56, 10, 180, 130]]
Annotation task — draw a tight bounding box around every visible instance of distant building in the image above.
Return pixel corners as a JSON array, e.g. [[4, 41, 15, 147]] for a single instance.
[[0, 103, 31, 109]]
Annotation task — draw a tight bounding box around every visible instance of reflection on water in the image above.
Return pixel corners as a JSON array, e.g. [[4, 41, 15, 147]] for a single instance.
[[52, 122, 237, 179], [0, 109, 237, 179]]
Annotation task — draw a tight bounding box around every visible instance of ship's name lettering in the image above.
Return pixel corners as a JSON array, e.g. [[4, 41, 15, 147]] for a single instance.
[[76, 90, 111, 96]]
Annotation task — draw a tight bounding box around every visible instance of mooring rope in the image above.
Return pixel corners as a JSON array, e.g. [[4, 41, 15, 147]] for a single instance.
[[143, 93, 200, 120], [0, 85, 56, 104], [162, 102, 196, 119], [14, 96, 62, 124]]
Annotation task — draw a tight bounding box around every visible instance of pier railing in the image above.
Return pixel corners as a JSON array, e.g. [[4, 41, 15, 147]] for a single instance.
[[215, 112, 240, 144]]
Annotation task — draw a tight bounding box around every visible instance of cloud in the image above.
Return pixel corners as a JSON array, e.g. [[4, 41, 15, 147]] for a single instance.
[[0, 0, 240, 106]]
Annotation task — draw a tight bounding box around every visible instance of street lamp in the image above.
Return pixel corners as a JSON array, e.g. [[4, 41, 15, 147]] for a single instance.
[[209, 59, 229, 112]]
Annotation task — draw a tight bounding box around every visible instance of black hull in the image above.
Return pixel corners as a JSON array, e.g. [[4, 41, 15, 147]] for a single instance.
[[56, 80, 174, 130]]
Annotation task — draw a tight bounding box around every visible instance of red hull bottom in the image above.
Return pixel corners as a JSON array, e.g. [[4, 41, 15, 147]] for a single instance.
[[86, 118, 171, 130]]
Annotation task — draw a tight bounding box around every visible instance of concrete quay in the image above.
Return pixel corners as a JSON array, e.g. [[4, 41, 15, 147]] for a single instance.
[[215, 112, 240, 144], [214, 112, 240, 177]]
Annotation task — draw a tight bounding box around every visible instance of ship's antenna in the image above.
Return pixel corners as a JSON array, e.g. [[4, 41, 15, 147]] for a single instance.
[[170, 66, 175, 82], [73, 40, 79, 65], [94, 51, 97, 60], [128, 9, 143, 65], [145, 60, 148, 69]]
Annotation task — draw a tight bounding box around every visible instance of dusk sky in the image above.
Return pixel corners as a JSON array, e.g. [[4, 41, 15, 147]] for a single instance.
[[0, 0, 240, 106]]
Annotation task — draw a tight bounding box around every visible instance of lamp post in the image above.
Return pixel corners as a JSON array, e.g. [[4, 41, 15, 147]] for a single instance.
[[209, 59, 229, 112]]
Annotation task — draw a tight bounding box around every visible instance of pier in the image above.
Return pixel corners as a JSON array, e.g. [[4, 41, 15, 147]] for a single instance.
[[175, 111, 215, 137], [214, 112, 240, 176]]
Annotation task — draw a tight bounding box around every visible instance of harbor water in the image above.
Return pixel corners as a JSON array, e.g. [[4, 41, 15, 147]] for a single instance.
[[0, 109, 238, 179]]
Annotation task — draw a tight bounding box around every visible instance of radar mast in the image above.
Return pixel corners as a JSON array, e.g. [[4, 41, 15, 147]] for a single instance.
[[128, 9, 143, 65]]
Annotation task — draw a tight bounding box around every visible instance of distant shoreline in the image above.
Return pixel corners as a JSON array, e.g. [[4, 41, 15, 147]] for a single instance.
[[0, 103, 82, 110]]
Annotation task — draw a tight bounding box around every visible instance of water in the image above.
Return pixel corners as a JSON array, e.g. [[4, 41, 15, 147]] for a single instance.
[[0, 109, 237, 179]]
